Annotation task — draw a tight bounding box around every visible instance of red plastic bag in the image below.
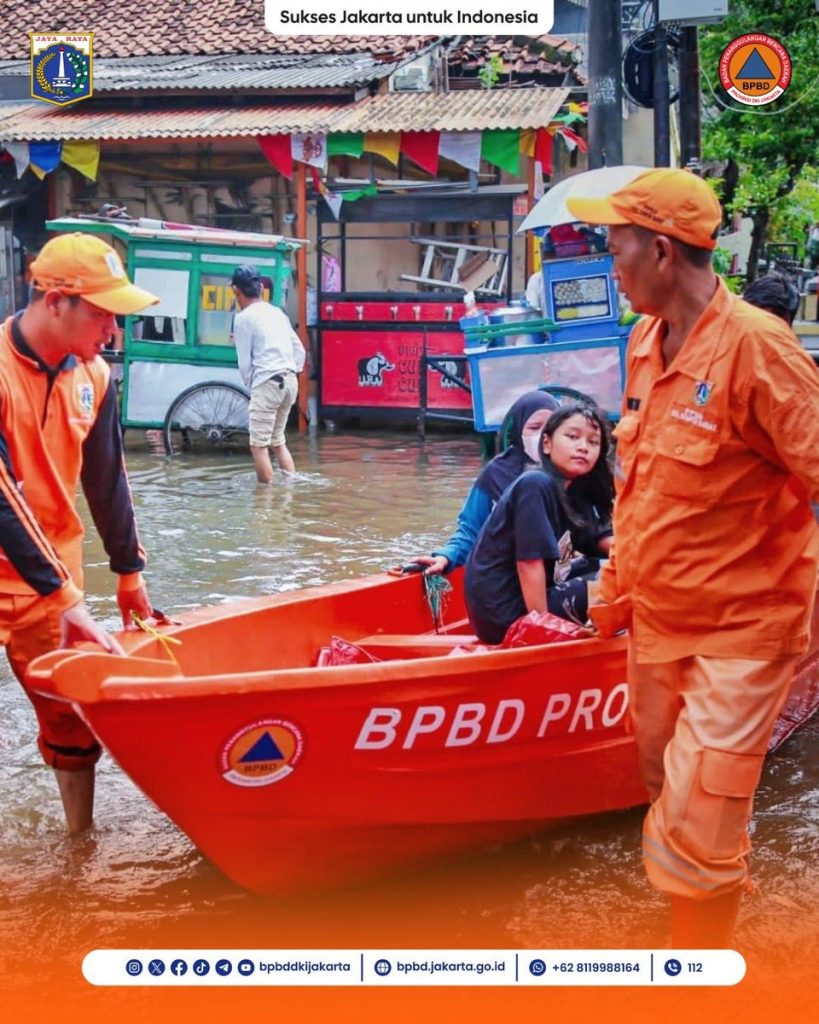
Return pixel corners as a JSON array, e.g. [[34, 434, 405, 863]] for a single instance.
[[501, 610, 591, 648], [315, 636, 382, 667]]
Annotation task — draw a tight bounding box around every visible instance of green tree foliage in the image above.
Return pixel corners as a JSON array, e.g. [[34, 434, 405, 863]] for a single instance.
[[699, 1, 819, 278]]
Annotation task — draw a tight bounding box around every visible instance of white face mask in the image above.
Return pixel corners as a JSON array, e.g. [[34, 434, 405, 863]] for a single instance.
[[522, 433, 542, 465], [520, 409, 552, 464]]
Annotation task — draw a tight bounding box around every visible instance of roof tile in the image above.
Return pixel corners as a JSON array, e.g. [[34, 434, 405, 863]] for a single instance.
[[0, 0, 435, 60], [0, 4, 580, 80]]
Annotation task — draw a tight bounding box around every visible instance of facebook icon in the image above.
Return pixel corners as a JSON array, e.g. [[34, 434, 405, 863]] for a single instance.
[[170, 959, 188, 977]]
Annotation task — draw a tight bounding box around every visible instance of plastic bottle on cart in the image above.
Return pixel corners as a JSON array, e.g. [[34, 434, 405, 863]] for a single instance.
[[459, 290, 489, 351]]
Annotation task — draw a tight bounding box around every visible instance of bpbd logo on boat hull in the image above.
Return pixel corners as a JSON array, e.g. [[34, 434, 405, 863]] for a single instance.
[[221, 718, 304, 787], [30, 33, 93, 106]]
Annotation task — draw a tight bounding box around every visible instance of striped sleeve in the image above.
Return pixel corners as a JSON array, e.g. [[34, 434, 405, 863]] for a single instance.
[[80, 378, 147, 576], [0, 424, 73, 596]]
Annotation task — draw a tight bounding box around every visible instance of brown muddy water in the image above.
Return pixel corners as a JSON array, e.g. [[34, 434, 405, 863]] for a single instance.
[[1, 432, 817, 1023]]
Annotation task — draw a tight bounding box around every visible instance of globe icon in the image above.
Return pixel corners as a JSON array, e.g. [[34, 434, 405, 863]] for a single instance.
[[374, 958, 392, 976]]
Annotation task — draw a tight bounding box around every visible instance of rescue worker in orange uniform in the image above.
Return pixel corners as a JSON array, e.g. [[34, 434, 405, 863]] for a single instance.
[[566, 169, 819, 947], [0, 232, 160, 834]]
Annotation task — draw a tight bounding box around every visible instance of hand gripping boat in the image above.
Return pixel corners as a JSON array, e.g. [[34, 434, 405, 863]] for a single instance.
[[26, 571, 819, 895]]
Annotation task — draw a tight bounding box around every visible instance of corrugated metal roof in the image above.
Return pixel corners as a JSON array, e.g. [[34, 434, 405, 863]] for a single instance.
[[0, 102, 352, 141], [0, 52, 396, 91], [340, 89, 570, 133], [0, 88, 571, 142]]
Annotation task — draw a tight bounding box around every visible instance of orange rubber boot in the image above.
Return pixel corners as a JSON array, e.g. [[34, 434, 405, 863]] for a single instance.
[[670, 890, 743, 948]]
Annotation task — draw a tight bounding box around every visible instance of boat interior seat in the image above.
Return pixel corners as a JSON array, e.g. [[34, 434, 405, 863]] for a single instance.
[[355, 631, 482, 660]]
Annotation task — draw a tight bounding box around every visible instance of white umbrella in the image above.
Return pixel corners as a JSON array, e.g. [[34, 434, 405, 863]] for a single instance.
[[517, 165, 650, 234]]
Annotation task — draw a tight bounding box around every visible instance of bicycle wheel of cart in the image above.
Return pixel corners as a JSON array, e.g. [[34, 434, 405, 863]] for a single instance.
[[162, 381, 250, 456], [498, 385, 594, 452]]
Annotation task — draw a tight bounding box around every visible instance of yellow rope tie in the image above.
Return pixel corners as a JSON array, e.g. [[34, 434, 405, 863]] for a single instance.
[[130, 611, 183, 667]]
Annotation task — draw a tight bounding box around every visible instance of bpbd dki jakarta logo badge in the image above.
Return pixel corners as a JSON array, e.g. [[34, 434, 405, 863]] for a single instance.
[[221, 718, 304, 787], [30, 33, 93, 107], [76, 382, 94, 417], [719, 33, 791, 107]]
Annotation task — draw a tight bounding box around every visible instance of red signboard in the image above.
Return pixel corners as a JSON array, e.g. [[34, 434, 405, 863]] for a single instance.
[[321, 330, 471, 410]]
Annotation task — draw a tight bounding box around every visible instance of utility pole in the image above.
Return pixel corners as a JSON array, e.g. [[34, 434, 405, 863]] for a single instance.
[[653, 0, 671, 166], [678, 26, 701, 167], [587, 0, 623, 168]]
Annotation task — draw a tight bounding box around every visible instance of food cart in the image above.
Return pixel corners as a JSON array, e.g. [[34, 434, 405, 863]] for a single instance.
[[45, 216, 305, 453], [315, 186, 522, 429], [463, 251, 631, 431]]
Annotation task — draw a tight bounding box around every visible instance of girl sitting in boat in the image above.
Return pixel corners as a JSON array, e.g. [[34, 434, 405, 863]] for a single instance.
[[464, 403, 614, 644], [414, 389, 560, 576]]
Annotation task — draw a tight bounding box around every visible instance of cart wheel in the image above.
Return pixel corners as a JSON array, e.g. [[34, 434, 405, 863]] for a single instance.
[[162, 381, 250, 456], [498, 385, 594, 452]]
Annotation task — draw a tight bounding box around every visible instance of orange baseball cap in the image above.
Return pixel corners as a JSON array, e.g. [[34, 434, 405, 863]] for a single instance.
[[565, 168, 722, 251], [30, 233, 160, 314]]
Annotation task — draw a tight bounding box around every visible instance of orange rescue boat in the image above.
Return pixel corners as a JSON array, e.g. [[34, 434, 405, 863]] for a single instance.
[[26, 571, 819, 895]]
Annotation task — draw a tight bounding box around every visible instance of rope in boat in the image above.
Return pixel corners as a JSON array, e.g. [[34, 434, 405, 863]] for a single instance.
[[130, 611, 182, 667], [423, 573, 452, 634]]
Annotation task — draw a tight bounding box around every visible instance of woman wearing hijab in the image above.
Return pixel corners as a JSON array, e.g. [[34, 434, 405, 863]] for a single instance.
[[415, 390, 561, 576]]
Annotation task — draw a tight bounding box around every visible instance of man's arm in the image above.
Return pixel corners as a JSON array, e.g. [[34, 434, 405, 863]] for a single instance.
[[81, 379, 146, 575], [290, 324, 306, 373], [80, 380, 151, 627], [232, 312, 253, 388], [741, 345, 819, 502]]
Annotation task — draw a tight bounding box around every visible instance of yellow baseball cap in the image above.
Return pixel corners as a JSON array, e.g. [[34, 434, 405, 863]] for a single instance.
[[30, 233, 160, 314], [565, 168, 722, 251]]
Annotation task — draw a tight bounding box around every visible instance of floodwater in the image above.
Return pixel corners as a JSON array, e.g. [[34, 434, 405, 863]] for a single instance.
[[1, 432, 817, 1024]]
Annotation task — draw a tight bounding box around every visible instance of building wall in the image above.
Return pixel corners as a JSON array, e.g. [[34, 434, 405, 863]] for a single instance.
[[50, 143, 561, 307]]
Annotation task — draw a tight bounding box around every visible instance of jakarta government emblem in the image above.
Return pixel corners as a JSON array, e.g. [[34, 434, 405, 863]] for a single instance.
[[30, 33, 93, 106]]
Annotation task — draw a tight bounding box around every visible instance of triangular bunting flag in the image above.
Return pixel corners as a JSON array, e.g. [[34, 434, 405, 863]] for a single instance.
[[519, 130, 537, 159], [439, 131, 481, 173], [364, 133, 400, 166], [292, 133, 327, 170], [258, 135, 293, 179], [324, 192, 343, 220], [342, 184, 378, 203], [61, 139, 100, 181], [2, 141, 29, 178], [309, 165, 343, 220], [558, 127, 588, 154], [535, 129, 554, 176], [327, 133, 364, 158], [400, 132, 440, 176], [481, 129, 520, 175], [29, 140, 62, 177]]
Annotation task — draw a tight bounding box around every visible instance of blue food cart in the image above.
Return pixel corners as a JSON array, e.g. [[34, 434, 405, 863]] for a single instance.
[[464, 251, 633, 431]]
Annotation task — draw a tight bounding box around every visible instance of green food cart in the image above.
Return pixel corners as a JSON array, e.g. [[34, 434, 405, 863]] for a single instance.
[[45, 216, 305, 454]]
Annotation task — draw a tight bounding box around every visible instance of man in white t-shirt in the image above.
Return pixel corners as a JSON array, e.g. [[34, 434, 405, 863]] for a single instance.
[[524, 270, 545, 313], [231, 264, 306, 481]]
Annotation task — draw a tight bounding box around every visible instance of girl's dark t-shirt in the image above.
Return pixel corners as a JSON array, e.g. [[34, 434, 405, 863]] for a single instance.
[[464, 472, 574, 644]]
